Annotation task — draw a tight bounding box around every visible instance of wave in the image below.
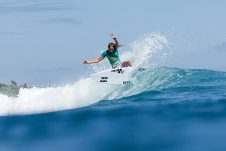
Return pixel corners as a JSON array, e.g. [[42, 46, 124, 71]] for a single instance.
[[0, 33, 225, 116], [0, 67, 225, 116]]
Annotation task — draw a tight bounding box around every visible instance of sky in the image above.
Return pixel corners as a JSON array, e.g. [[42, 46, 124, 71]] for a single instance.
[[0, 0, 226, 85]]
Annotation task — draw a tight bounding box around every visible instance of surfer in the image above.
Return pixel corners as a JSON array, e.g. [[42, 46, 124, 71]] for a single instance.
[[83, 33, 132, 69]]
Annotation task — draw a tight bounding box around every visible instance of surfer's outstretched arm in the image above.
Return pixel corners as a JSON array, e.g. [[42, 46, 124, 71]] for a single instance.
[[83, 56, 104, 64], [110, 33, 120, 48]]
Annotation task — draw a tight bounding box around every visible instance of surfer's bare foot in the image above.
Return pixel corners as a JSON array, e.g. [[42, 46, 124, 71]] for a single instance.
[[121, 61, 132, 68]]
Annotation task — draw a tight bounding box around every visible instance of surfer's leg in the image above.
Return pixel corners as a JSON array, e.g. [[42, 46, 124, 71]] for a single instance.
[[121, 61, 132, 68]]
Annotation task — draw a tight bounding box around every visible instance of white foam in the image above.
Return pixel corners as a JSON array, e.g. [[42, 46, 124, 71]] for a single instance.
[[0, 78, 115, 115]]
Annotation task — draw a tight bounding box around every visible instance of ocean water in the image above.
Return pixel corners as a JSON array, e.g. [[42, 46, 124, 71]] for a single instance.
[[0, 34, 226, 151]]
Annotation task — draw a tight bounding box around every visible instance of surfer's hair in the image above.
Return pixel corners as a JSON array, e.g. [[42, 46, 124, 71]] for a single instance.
[[108, 43, 116, 49]]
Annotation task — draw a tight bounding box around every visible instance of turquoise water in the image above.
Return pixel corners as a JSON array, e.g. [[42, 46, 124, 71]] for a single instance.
[[0, 67, 226, 151]]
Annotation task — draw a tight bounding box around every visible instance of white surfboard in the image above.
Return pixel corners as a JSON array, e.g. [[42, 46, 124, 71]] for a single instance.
[[90, 67, 146, 85]]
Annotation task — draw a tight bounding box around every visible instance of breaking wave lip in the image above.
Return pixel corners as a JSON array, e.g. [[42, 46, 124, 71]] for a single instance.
[[4, 33, 223, 116]]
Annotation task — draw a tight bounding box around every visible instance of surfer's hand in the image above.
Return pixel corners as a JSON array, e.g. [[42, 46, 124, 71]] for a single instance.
[[83, 60, 88, 64], [110, 33, 116, 39]]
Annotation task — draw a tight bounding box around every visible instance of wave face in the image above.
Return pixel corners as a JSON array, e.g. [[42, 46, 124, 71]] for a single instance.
[[1, 67, 225, 116]]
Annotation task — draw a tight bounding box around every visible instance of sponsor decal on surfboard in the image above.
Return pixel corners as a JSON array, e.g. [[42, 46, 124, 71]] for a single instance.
[[90, 67, 146, 85], [100, 77, 108, 83], [111, 69, 124, 74]]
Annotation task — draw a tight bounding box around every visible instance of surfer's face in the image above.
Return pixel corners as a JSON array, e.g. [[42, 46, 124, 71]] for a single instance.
[[109, 46, 114, 52], [108, 43, 115, 52], [109, 45, 114, 52]]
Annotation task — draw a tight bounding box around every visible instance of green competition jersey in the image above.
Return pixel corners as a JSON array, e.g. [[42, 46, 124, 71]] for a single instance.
[[101, 48, 120, 65]]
